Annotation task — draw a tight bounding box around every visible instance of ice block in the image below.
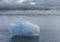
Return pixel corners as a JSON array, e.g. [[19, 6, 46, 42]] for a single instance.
[[8, 20, 40, 36]]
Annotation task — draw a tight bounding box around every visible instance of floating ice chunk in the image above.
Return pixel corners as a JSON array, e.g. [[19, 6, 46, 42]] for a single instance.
[[29, 2, 36, 5], [8, 20, 40, 36]]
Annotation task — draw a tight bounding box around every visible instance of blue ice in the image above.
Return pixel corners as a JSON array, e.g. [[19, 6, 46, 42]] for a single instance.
[[8, 20, 40, 36]]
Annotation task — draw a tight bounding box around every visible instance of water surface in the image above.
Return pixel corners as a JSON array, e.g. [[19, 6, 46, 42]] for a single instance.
[[0, 15, 60, 42]]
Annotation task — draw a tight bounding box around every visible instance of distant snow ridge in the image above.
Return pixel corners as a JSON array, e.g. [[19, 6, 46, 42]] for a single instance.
[[8, 20, 40, 36]]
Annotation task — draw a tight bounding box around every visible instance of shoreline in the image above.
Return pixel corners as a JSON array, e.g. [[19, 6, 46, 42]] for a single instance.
[[0, 10, 60, 14]]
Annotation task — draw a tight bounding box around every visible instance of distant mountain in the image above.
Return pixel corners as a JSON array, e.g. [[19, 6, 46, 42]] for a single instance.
[[0, 6, 52, 10], [0, 3, 53, 10], [0, 0, 60, 10]]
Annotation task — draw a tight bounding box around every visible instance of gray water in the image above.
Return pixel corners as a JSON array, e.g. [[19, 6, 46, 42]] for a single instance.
[[0, 15, 60, 42]]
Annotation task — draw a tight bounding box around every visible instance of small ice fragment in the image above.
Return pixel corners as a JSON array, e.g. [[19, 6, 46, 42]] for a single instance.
[[30, 2, 36, 5], [8, 20, 40, 36]]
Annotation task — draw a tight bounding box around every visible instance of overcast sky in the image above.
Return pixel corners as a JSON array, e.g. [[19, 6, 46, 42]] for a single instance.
[[0, 0, 60, 10]]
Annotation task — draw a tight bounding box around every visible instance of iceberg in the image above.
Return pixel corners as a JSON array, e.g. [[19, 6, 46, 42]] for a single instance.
[[8, 20, 40, 36]]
